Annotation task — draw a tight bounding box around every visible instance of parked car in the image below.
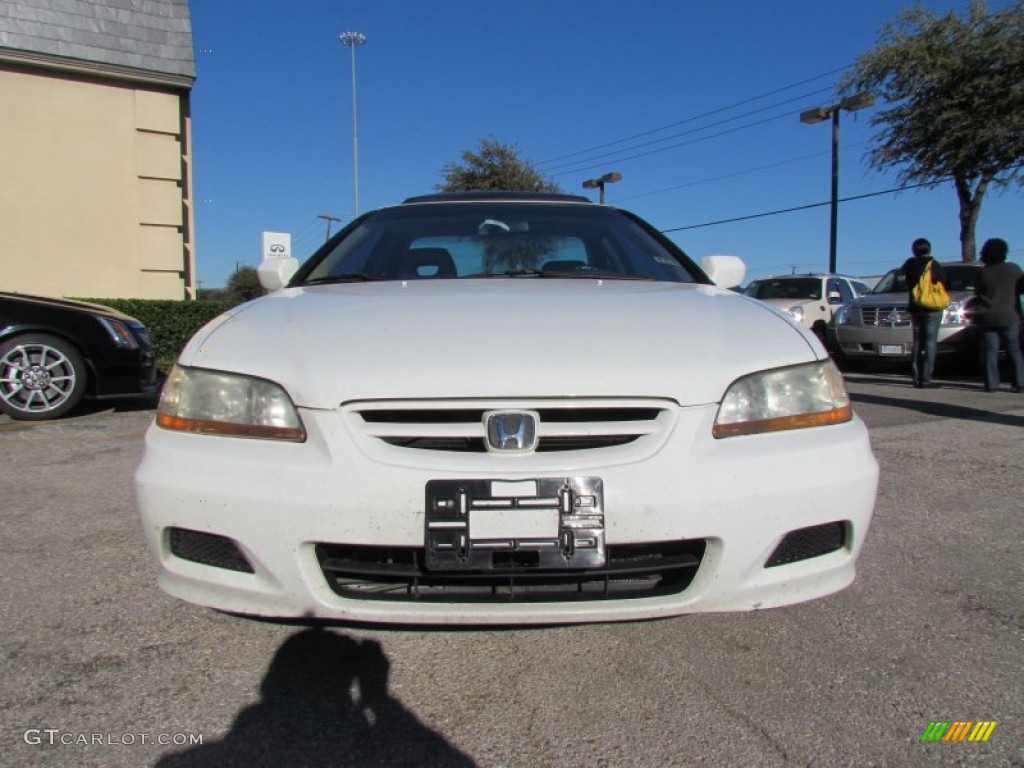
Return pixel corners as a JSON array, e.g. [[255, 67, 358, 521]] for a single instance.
[[830, 263, 981, 367], [0, 292, 158, 420], [136, 192, 878, 626], [742, 274, 870, 340]]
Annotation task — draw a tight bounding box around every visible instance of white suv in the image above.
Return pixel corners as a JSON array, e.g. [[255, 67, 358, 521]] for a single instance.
[[743, 274, 870, 340]]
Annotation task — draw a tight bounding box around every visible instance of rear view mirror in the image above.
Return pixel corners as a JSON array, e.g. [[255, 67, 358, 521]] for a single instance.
[[701, 255, 746, 290], [257, 257, 299, 291]]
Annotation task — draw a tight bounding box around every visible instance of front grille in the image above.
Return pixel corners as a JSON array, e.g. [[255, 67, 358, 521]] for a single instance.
[[352, 402, 673, 454], [316, 540, 706, 602], [765, 522, 846, 567], [169, 527, 254, 573], [860, 306, 911, 327]]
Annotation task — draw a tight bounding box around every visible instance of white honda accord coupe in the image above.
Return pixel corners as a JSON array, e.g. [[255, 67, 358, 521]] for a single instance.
[[136, 192, 878, 626]]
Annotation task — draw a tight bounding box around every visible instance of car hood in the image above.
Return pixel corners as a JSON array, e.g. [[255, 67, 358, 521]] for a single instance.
[[0, 291, 139, 322], [756, 297, 820, 309], [850, 289, 972, 308], [179, 280, 822, 408]]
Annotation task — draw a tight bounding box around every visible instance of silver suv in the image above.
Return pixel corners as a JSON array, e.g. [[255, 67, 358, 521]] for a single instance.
[[742, 274, 870, 340], [831, 263, 979, 366]]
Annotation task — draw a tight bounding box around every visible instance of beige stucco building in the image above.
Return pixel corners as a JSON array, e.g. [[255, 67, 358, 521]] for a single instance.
[[0, 0, 196, 300]]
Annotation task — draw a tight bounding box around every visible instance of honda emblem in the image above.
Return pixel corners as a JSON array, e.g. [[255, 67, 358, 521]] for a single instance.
[[483, 410, 539, 454]]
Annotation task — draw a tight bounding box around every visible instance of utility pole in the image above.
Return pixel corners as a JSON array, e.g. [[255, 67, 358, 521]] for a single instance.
[[318, 214, 343, 241]]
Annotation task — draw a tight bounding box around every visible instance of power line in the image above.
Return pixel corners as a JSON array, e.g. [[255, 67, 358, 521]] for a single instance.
[[613, 147, 835, 202], [660, 163, 1024, 233], [660, 180, 942, 234], [551, 112, 797, 177], [537, 64, 851, 167], [544, 86, 837, 175]]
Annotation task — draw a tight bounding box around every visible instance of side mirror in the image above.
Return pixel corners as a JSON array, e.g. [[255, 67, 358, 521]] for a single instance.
[[257, 257, 299, 291], [701, 255, 746, 290], [827, 290, 843, 304]]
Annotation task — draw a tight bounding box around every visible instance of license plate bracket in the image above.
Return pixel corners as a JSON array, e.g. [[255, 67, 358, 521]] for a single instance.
[[424, 477, 605, 571], [878, 344, 906, 355]]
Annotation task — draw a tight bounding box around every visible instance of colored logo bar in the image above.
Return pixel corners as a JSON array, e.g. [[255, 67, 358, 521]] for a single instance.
[[920, 721, 997, 742]]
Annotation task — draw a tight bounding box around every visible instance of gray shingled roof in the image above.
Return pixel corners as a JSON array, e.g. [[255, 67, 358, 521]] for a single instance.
[[0, 0, 194, 80]]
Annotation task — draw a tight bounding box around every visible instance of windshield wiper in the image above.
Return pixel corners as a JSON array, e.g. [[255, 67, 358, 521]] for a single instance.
[[545, 270, 656, 281], [464, 269, 655, 280], [302, 273, 382, 285], [464, 269, 544, 278]]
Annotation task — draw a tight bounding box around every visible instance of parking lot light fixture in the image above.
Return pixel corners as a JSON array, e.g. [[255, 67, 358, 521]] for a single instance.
[[340, 31, 366, 217], [582, 172, 622, 204], [799, 93, 874, 274]]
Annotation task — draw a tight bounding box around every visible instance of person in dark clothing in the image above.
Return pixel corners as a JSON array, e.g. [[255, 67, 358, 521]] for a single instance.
[[972, 237, 1024, 393], [902, 237, 948, 388]]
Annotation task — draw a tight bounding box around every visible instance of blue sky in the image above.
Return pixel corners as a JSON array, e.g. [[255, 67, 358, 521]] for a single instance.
[[188, 0, 1022, 289]]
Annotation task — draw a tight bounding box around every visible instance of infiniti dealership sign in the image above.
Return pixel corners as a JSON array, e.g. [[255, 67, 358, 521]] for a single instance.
[[261, 231, 292, 262]]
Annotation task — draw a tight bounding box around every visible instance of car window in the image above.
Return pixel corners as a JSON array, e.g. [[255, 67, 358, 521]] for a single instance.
[[944, 265, 979, 292], [742, 277, 821, 300], [870, 269, 906, 294], [295, 203, 705, 284], [833, 279, 854, 302], [870, 265, 978, 294], [851, 281, 870, 296]]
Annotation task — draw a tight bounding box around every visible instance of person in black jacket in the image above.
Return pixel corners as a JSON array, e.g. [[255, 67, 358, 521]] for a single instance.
[[902, 237, 948, 388], [972, 238, 1024, 393]]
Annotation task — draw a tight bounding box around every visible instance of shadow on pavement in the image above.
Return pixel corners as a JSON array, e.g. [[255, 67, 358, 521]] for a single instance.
[[155, 629, 477, 768], [849, 390, 1024, 428], [0, 394, 158, 430]]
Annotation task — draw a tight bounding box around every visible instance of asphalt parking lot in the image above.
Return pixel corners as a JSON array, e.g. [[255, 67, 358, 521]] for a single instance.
[[1, 370, 1021, 768]]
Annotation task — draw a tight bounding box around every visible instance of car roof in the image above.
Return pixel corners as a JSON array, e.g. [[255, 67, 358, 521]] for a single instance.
[[749, 273, 862, 280], [402, 191, 593, 204]]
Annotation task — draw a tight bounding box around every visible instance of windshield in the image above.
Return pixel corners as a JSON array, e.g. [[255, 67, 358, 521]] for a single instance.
[[870, 265, 979, 294], [743, 277, 821, 300], [294, 203, 705, 285]]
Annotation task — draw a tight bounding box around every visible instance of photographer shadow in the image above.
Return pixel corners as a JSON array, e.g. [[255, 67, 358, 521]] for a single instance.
[[157, 628, 476, 768]]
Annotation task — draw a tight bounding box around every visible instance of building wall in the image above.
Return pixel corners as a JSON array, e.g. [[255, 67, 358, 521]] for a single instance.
[[0, 66, 193, 299]]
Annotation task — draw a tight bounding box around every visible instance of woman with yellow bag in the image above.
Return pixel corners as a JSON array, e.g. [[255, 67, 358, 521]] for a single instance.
[[902, 237, 949, 389]]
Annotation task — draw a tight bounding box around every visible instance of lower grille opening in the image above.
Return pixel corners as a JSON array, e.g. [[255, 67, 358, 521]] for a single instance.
[[765, 522, 846, 568], [169, 527, 254, 573], [316, 540, 705, 603]]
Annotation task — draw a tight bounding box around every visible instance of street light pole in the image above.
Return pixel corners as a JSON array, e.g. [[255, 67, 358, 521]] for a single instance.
[[799, 93, 873, 275], [582, 171, 622, 204], [339, 31, 366, 218], [317, 214, 343, 241], [829, 108, 840, 273]]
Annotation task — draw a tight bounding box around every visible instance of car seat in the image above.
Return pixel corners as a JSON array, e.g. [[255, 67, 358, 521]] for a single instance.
[[398, 248, 457, 279]]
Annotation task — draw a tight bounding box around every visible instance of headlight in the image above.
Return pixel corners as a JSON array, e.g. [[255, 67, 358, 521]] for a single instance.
[[156, 365, 306, 441], [786, 306, 804, 323], [713, 360, 852, 438], [942, 299, 969, 326], [97, 316, 140, 350], [834, 305, 852, 325]]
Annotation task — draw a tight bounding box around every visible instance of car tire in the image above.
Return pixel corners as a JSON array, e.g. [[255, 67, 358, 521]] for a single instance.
[[0, 334, 87, 420]]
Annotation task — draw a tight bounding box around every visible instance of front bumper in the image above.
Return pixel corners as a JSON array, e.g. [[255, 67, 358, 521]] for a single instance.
[[136, 401, 878, 625], [90, 347, 160, 398], [834, 324, 973, 360]]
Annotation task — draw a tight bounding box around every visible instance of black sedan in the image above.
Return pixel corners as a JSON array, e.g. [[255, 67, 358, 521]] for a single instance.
[[0, 292, 158, 420]]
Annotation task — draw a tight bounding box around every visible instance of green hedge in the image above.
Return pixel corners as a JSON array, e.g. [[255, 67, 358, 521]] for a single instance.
[[78, 298, 236, 372]]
